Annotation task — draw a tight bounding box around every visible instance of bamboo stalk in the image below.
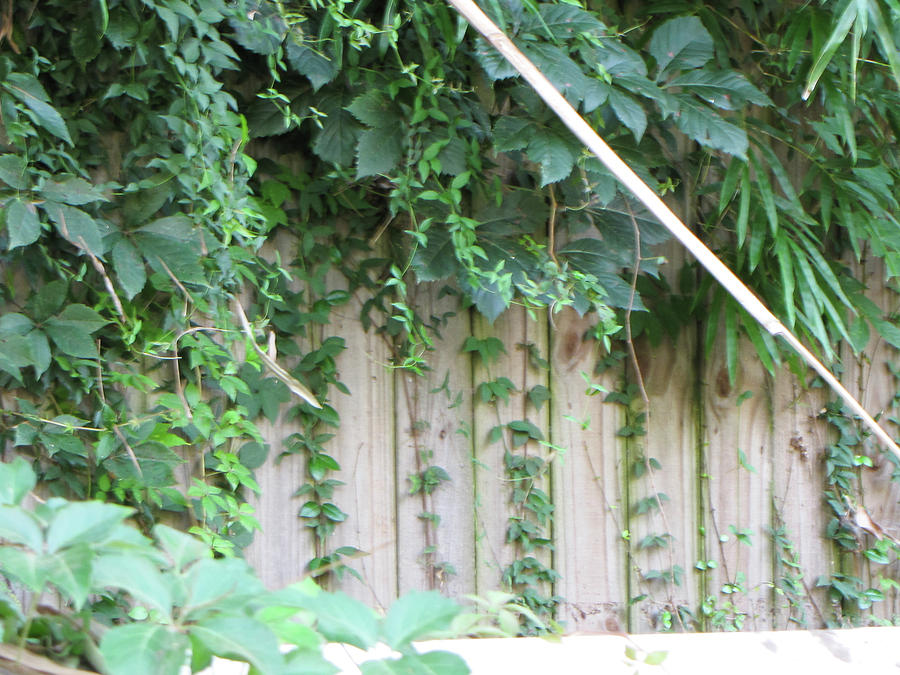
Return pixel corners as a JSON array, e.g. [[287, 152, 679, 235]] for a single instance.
[[445, 0, 900, 460]]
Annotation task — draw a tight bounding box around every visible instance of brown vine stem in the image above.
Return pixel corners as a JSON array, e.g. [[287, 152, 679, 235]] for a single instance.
[[623, 197, 686, 631]]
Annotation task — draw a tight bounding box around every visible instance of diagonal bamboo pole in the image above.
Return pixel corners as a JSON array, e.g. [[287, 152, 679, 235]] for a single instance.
[[446, 0, 900, 460]]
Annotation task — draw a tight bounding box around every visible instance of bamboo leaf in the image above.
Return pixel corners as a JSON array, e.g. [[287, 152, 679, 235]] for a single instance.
[[803, 0, 858, 99]]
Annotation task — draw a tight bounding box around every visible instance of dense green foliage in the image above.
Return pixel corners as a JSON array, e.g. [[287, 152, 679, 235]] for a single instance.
[[3, 0, 900, 660]]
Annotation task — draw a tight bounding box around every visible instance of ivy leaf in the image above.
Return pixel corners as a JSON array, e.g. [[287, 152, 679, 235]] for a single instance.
[[528, 384, 551, 410], [609, 89, 647, 141], [0, 505, 42, 550], [0, 548, 45, 591], [527, 129, 579, 185], [101, 624, 189, 675], [0, 154, 28, 189], [153, 523, 211, 572], [228, 8, 285, 55], [6, 198, 42, 249], [649, 16, 714, 77], [3, 73, 73, 145], [39, 176, 108, 205], [285, 40, 338, 91], [382, 591, 461, 648], [673, 97, 748, 159], [356, 127, 404, 178], [44, 303, 108, 359], [112, 238, 147, 299]]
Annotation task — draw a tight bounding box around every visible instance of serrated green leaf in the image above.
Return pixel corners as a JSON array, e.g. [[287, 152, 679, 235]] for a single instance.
[[674, 98, 747, 159], [153, 523, 211, 571], [101, 623, 189, 675], [609, 88, 646, 141], [44, 501, 133, 553], [356, 127, 404, 178], [527, 130, 578, 185], [43, 544, 93, 609], [0, 154, 28, 189], [285, 40, 338, 90], [105, 441, 183, 487], [313, 93, 360, 165], [649, 16, 713, 77], [44, 203, 105, 255], [525, 43, 589, 105], [493, 117, 535, 152], [112, 238, 147, 299], [383, 591, 461, 648], [0, 457, 36, 506], [40, 176, 108, 205], [93, 553, 173, 618], [190, 616, 283, 674], [6, 198, 42, 249], [668, 68, 772, 109], [4, 73, 73, 145], [347, 91, 399, 128]]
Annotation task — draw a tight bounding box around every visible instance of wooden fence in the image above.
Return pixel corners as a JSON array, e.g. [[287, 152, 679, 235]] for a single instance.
[[244, 251, 900, 633]]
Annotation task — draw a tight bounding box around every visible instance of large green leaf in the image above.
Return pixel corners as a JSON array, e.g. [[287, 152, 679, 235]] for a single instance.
[[528, 3, 605, 39], [0, 457, 37, 506], [668, 68, 772, 109], [93, 553, 173, 618], [285, 40, 338, 91], [0, 547, 45, 591], [3, 73, 72, 145], [356, 127, 404, 178], [0, 505, 42, 550], [360, 651, 470, 675], [105, 441, 184, 487], [299, 590, 380, 649], [45, 303, 109, 359], [112, 238, 147, 299], [153, 523, 211, 571], [101, 624, 189, 675], [382, 591, 461, 649], [673, 97, 748, 159], [649, 16, 713, 77], [411, 228, 457, 282], [312, 92, 360, 166], [609, 89, 646, 141], [39, 176, 108, 205], [133, 215, 204, 285], [0, 154, 28, 189], [527, 128, 579, 185], [44, 203, 106, 255], [525, 43, 590, 106], [45, 501, 134, 553], [43, 544, 93, 609], [5, 198, 42, 249], [190, 616, 284, 674]]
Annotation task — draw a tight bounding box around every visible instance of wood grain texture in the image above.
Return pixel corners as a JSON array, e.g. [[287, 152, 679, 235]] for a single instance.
[[769, 367, 832, 629], [472, 307, 550, 596], [394, 285, 476, 597], [319, 273, 397, 610], [550, 308, 627, 632], [701, 333, 773, 630]]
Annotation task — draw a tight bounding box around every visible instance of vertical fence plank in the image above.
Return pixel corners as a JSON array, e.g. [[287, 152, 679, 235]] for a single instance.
[[472, 308, 550, 598], [550, 308, 627, 632], [769, 369, 832, 629], [245, 418, 314, 589], [627, 324, 700, 632], [845, 259, 900, 621], [323, 279, 397, 610], [701, 334, 773, 630], [395, 286, 476, 597]]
